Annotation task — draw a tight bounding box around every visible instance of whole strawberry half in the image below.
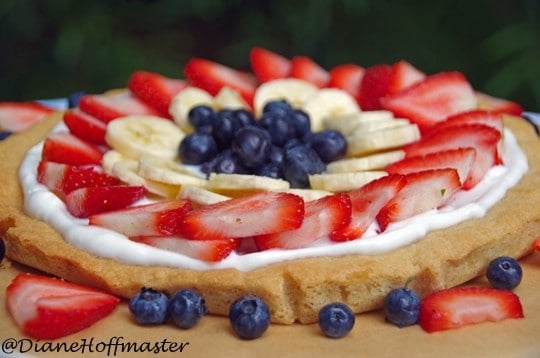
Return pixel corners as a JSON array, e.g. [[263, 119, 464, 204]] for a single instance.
[[6, 273, 119, 340]]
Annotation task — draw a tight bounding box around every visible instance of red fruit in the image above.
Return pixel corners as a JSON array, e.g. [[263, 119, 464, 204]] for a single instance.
[[128, 70, 187, 117], [381, 71, 477, 132], [6, 273, 119, 340], [403, 124, 501, 189], [65, 185, 147, 218], [386, 147, 476, 187], [249, 46, 291, 82], [289, 56, 330, 88], [63, 108, 108, 144], [89, 199, 192, 237], [42, 131, 104, 166], [133, 236, 239, 262], [419, 286, 524, 333], [37, 161, 120, 199], [182, 191, 305, 241], [330, 174, 406, 241], [184, 58, 258, 105], [327, 63, 365, 101], [533, 237, 540, 251], [376, 168, 461, 231], [425, 110, 504, 136], [0, 101, 53, 132], [255, 193, 352, 250], [78, 92, 162, 123], [475, 91, 523, 116], [358, 64, 394, 110], [387, 60, 426, 94]]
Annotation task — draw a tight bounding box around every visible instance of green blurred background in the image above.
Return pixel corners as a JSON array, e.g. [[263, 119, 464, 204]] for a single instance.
[[1, 0, 539, 111]]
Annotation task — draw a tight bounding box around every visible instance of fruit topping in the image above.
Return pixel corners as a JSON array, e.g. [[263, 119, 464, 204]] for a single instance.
[[290, 56, 329, 88], [425, 109, 504, 136], [178, 131, 219, 165], [486, 256, 522, 290], [384, 286, 421, 328], [6, 273, 119, 339], [358, 64, 394, 110], [129, 287, 170, 325], [229, 295, 270, 340], [78, 93, 162, 123], [387, 60, 426, 95], [533, 237, 540, 251], [0, 101, 53, 132], [475, 91, 523, 116], [327, 63, 364, 102], [249, 46, 291, 82], [63, 108, 108, 145], [42, 131, 104, 166], [168, 289, 208, 329], [419, 286, 524, 333], [309, 129, 347, 163], [318, 302, 355, 338]]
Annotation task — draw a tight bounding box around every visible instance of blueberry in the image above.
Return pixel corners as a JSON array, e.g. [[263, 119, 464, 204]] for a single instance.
[[486, 256, 522, 290], [309, 129, 347, 163], [258, 112, 296, 147], [188, 105, 216, 130], [168, 289, 207, 329], [383, 287, 421, 327], [231, 125, 272, 168], [212, 150, 249, 174], [257, 163, 283, 179], [262, 99, 292, 116], [289, 109, 311, 138], [128, 287, 169, 325], [318, 302, 355, 338], [0, 131, 13, 140], [178, 132, 218, 165], [68, 91, 85, 108], [269, 145, 284, 165], [229, 295, 270, 340], [282, 143, 326, 188], [233, 108, 256, 127], [0, 238, 5, 261], [213, 110, 241, 149]]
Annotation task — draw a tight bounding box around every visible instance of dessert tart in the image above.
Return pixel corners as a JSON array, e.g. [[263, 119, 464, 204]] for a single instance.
[[1, 48, 539, 328]]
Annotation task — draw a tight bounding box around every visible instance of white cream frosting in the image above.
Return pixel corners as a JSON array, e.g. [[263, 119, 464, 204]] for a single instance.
[[19, 124, 528, 271]]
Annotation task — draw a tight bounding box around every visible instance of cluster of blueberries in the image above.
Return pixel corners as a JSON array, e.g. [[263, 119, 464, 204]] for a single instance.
[[178, 100, 347, 188]]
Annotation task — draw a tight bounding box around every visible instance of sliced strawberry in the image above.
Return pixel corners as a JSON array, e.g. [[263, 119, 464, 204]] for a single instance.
[[386, 147, 476, 187], [249, 46, 291, 82], [289, 56, 329, 88], [37, 161, 120, 199], [0, 101, 54, 132], [376, 168, 461, 231], [255, 193, 351, 250], [358, 64, 393, 110], [63, 108, 108, 145], [326, 63, 365, 102], [330, 174, 406, 241], [533, 237, 540, 252], [6, 273, 119, 339], [89, 199, 192, 237], [403, 124, 501, 189], [425, 110, 504, 136], [78, 92, 162, 123], [184, 58, 258, 105], [475, 91, 523, 116], [65, 185, 147, 218], [41, 131, 104, 166], [128, 70, 187, 117], [182, 191, 305, 241], [419, 286, 524, 333], [387, 60, 426, 94], [133, 236, 239, 262], [381, 71, 477, 132]]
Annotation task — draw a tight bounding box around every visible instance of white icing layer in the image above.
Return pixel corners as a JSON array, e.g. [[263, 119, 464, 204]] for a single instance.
[[20, 126, 528, 271]]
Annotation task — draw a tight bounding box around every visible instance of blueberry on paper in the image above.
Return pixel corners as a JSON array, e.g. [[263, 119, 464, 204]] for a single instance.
[[168, 289, 208, 329], [384, 287, 421, 327], [486, 256, 522, 290], [318, 302, 355, 338], [129, 287, 169, 324], [229, 295, 270, 339]]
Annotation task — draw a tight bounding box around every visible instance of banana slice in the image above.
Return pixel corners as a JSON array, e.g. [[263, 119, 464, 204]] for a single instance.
[[309, 171, 387, 192], [207, 173, 290, 197], [326, 150, 406, 173], [137, 155, 208, 187], [213, 86, 250, 111], [105, 115, 185, 160], [253, 78, 318, 117], [323, 111, 399, 133], [169, 87, 214, 133], [102, 150, 125, 176], [177, 185, 230, 206], [346, 124, 421, 157], [302, 88, 361, 132]]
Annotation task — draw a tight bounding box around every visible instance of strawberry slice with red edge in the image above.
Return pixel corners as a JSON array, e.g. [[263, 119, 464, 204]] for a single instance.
[[387, 60, 426, 95], [78, 92, 162, 123], [358, 64, 394, 110], [289, 56, 330, 88], [425, 110, 504, 137], [376, 168, 461, 231], [533, 237, 540, 252], [330, 174, 406, 242], [249, 46, 291, 82], [89, 199, 192, 237], [255, 193, 352, 250], [132, 236, 239, 262], [63, 108, 108, 145], [37, 161, 120, 199], [182, 191, 305, 241], [419, 286, 524, 333], [0, 101, 54, 132], [475, 91, 523, 116], [327, 63, 365, 102], [403, 124, 501, 189], [128, 70, 187, 117], [381, 71, 477, 132], [42, 131, 104, 166], [65, 185, 147, 218], [184, 58, 258, 105], [6, 273, 119, 340]]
